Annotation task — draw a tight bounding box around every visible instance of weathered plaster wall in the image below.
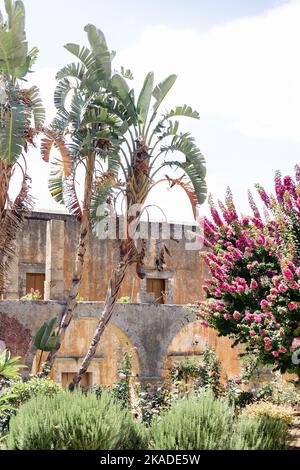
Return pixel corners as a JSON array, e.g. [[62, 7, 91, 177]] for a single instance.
[[0, 300, 242, 387], [6, 212, 208, 304]]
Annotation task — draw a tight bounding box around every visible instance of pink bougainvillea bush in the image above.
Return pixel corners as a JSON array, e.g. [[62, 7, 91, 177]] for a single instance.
[[198, 170, 300, 376]]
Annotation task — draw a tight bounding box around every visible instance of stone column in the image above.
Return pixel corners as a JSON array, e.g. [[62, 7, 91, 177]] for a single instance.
[[44, 219, 65, 300]]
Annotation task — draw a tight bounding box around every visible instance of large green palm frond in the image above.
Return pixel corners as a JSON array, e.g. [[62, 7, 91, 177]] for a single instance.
[[137, 71, 154, 128], [154, 133, 207, 209], [0, 0, 27, 74], [110, 74, 138, 127], [26, 85, 45, 127], [0, 87, 27, 164]]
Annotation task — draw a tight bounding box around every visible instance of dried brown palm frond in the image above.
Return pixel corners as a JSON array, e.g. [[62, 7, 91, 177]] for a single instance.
[[165, 174, 198, 218], [0, 174, 34, 294], [40, 126, 72, 178]]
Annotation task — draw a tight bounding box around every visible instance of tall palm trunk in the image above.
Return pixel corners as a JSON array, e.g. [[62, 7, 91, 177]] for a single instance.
[[41, 153, 95, 375], [68, 143, 149, 390], [0, 161, 11, 295], [0, 160, 11, 221], [68, 251, 132, 391]]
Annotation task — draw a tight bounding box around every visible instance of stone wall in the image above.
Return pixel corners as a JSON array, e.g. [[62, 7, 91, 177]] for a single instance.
[[0, 300, 243, 387], [5, 211, 208, 305]]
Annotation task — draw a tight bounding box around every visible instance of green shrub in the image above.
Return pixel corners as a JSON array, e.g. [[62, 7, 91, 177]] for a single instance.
[[149, 389, 234, 450], [0, 350, 26, 385], [232, 413, 290, 450], [6, 390, 147, 450], [0, 377, 61, 433]]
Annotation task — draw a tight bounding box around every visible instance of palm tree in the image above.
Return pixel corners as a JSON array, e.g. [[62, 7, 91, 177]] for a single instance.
[[65, 25, 207, 390], [40, 25, 128, 374], [0, 0, 46, 294]]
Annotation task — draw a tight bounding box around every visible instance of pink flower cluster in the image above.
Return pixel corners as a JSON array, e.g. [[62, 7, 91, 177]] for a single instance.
[[199, 178, 300, 374]]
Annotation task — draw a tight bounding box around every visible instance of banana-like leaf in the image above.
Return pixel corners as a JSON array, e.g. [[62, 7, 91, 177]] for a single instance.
[[0, 89, 27, 164], [0, 0, 28, 74], [90, 173, 119, 231], [84, 24, 111, 81], [14, 46, 39, 78], [111, 73, 137, 126], [26, 85, 45, 126], [56, 62, 86, 82], [157, 133, 207, 206], [120, 66, 134, 80], [34, 317, 59, 352], [163, 105, 200, 120], [54, 78, 74, 110], [137, 71, 154, 124], [64, 43, 94, 70], [154, 119, 179, 141], [152, 74, 177, 112]]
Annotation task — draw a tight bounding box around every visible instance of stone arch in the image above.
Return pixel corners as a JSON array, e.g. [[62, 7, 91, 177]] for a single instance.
[[34, 318, 141, 387], [162, 321, 243, 380]]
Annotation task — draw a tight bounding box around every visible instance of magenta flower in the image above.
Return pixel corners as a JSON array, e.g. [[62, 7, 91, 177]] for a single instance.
[[278, 284, 288, 293], [282, 268, 294, 282], [233, 311, 241, 320], [250, 279, 258, 289], [288, 302, 296, 311], [260, 300, 269, 311]]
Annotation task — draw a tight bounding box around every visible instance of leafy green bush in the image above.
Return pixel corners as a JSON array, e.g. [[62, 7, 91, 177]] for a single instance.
[[0, 377, 61, 433], [168, 347, 224, 399], [0, 350, 26, 384], [232, 413, 290, 450], [149, 389, 233, 450], [6, 390, 147, 450]]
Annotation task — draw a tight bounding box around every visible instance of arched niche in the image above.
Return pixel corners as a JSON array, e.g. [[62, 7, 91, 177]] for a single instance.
[[162, 321, 243, 381], [33, 318, 140, 388]]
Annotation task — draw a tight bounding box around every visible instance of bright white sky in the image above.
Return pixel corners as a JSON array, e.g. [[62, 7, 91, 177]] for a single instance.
[[6, 0, 300, 223]]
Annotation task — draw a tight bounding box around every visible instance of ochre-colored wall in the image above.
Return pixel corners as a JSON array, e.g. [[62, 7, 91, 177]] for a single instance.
[[163, 321, 243, 381], [8, 212, 208, 304]]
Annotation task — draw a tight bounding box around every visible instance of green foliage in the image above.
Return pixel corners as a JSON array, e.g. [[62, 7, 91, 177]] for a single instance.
[[21, 289, 42, 300], [169, 346, 224, 397], [0, 393, 16, 416], [117, 295, 131, 303], [149, 389, 234, 450], [6, 390, 147, 450], [0, 0, 28, 75], [0, 0, 45, 164], [232, 413, 290, 450], [34, 317, 58, 352], [260, 373, 300, 406], [34, 317, 59, 373], [0, 350, 26, 381], [225, 377, 255, 409], [0, 376, 61, 433], [112, 351, 132, 408], [138, 385, 171, 426]]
